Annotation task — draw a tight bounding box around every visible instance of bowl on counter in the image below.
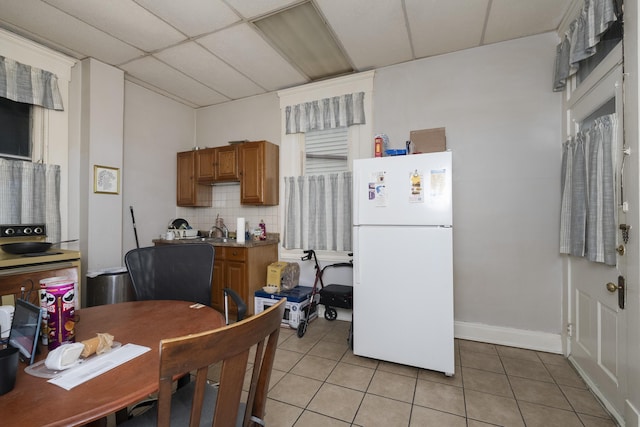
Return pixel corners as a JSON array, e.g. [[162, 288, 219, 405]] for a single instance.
[[262, 285, 278, 294]]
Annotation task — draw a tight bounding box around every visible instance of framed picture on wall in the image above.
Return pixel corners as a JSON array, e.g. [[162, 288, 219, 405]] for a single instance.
[[94, 165, 119, 194]]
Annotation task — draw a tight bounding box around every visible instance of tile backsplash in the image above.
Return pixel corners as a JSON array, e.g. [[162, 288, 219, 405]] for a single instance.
[[176, 184, 279, 236]]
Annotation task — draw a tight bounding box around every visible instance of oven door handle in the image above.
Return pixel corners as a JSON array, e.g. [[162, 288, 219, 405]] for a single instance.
[[0, 261, 78, 277]]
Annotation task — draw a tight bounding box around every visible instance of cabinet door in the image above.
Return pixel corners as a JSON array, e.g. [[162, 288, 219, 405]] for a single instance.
[[177, 151, 211, 207], [196, 148, 216, 183], [214, 146, 239, 181], [177, 151, 197, 206], [239, 141, 279, 205], [225, 260, 246, 304]]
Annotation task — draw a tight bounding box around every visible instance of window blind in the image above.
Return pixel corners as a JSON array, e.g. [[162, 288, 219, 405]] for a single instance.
[[305, 127, 348, 175]]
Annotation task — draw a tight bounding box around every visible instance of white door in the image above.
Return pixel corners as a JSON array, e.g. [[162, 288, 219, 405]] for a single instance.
[[567, 63, 627, 419]]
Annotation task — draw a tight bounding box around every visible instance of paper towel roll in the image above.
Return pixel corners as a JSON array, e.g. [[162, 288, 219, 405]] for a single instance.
[[236, 217, 245, 243]]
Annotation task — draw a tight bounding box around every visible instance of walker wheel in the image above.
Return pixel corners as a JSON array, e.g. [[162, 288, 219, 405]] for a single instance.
[[324, 308, 337, 321], [297, 321, 306, 338]]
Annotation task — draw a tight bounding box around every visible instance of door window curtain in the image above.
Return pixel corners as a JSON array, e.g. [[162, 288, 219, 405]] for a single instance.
[[285, 92, 365, 134], [560, 114, 617, 265], [0, 56, 64, 110], [553, 0, 618, 91], [283, 172, 352, 251], [0, 159, 61, 242]]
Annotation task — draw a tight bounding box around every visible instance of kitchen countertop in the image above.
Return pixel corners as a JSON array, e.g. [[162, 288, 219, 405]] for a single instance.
[[152, 235, 279, 248]]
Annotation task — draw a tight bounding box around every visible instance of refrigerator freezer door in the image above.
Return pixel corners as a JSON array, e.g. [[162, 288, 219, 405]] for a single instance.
[[353, 225, 454, 374], [353, 152, 452, 227]]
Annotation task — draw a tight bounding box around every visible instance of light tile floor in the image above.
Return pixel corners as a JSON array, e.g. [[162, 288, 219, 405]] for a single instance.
[[237, 318, 618, 427]]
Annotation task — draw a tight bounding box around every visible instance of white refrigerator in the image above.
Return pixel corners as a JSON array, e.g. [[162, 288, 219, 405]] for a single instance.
[[352, 151, 454, 375]]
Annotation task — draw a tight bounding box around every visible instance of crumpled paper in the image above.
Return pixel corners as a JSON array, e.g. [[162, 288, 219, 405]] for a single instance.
[[80, 332, 114, 357]]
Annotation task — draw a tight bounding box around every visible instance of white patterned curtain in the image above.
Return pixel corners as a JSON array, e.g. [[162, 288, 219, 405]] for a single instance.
[[0, 159, 61, 242], [283, 172, 352, 251], [553, 0, 618, 91], [560, 114, 617, 265], [285, 92, 365, 134], [0, 56, 64, 110]]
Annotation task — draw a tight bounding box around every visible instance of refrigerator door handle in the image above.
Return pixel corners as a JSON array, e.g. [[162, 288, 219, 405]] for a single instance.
[[353, 227, 360, 285]]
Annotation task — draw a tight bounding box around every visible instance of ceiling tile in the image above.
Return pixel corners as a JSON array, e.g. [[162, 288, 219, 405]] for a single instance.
[[43, 0, 185, 52], [197, 23, 307, 91], [0, 0, 144, 64], [155, 42, 265, 99], [316, 0, 412, 70], [406, 0, 489, 58], [133, 0, 241, 38], [121, 56, 229, 107], [224, 0, 299, 19], [484, 0, 573, 44]]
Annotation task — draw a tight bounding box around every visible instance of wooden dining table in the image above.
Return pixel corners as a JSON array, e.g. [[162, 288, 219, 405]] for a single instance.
[[0, 300, 225, 427]]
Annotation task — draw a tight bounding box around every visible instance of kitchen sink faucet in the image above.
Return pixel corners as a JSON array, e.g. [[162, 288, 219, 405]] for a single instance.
[[209, 224, 229, 239]]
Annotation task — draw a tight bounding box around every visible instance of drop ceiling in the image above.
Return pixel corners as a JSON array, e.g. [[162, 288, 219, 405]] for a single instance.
[[0, 0, 573, 108]]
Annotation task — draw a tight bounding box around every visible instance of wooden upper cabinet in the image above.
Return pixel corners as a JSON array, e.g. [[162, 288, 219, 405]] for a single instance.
[[197, 146, 239, 183], [196, 148, 216, 182], [214, 145, 239, 181], [239, 140, 279, 206], [177, 150, 212, 207]]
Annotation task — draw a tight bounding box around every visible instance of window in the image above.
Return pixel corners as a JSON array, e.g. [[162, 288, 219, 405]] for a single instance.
[[0, 97, 31, 160], [304, 127, 348, 175]]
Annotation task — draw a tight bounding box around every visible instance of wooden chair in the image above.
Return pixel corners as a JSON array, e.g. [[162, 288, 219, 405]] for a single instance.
[[121, 298, 286, 427]]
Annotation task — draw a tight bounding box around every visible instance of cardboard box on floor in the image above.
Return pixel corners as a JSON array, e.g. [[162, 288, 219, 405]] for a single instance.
[[410, 127, 446, 153]]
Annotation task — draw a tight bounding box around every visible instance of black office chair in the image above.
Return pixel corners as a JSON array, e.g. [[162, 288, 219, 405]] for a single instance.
[[124, 243, 214, 307], [123, 243, 215, 418]]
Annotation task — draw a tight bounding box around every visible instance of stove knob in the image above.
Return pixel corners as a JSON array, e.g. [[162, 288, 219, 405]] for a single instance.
[[5, 228, 15, 236], [34, 227, 43, 235], [23, 227, 32, 235]]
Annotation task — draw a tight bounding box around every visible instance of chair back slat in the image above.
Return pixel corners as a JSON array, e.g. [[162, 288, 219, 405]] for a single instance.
[[156, 298, 286, 427]]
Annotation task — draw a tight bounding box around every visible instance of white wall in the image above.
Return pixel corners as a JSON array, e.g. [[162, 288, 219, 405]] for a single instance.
[[187, 33, 564, 347], [81, 59, 125, 271], [183, 93, 281, 236], [373, 33, 564, 340], [122, 81, 196, 252]]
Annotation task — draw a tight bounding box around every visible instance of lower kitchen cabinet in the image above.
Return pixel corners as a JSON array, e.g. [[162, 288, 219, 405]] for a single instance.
[[211, 243, 277, 316]]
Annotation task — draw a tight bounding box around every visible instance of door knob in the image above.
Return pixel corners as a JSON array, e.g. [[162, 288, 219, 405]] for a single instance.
[[616, 245, 626, 255], [606, 282, 618, 293]]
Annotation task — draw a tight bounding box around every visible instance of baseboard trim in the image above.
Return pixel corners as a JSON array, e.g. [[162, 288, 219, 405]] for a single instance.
[[454, 321, 563, 354]]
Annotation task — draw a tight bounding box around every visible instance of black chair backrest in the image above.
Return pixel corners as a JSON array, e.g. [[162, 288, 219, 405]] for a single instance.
[[124, 244, 214, 306]]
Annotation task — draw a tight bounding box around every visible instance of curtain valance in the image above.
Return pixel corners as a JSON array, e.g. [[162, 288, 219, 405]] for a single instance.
[[553, 0, 618, 91], [0, 56, 64, 110], [285, 92, 365, 134]]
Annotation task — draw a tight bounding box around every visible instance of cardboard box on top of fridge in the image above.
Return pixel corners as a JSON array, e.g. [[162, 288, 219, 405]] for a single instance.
[[410, 127, 446, 153]]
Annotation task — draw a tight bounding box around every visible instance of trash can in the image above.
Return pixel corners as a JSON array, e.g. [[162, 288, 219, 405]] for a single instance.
[[85, 267, 135, 307]]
